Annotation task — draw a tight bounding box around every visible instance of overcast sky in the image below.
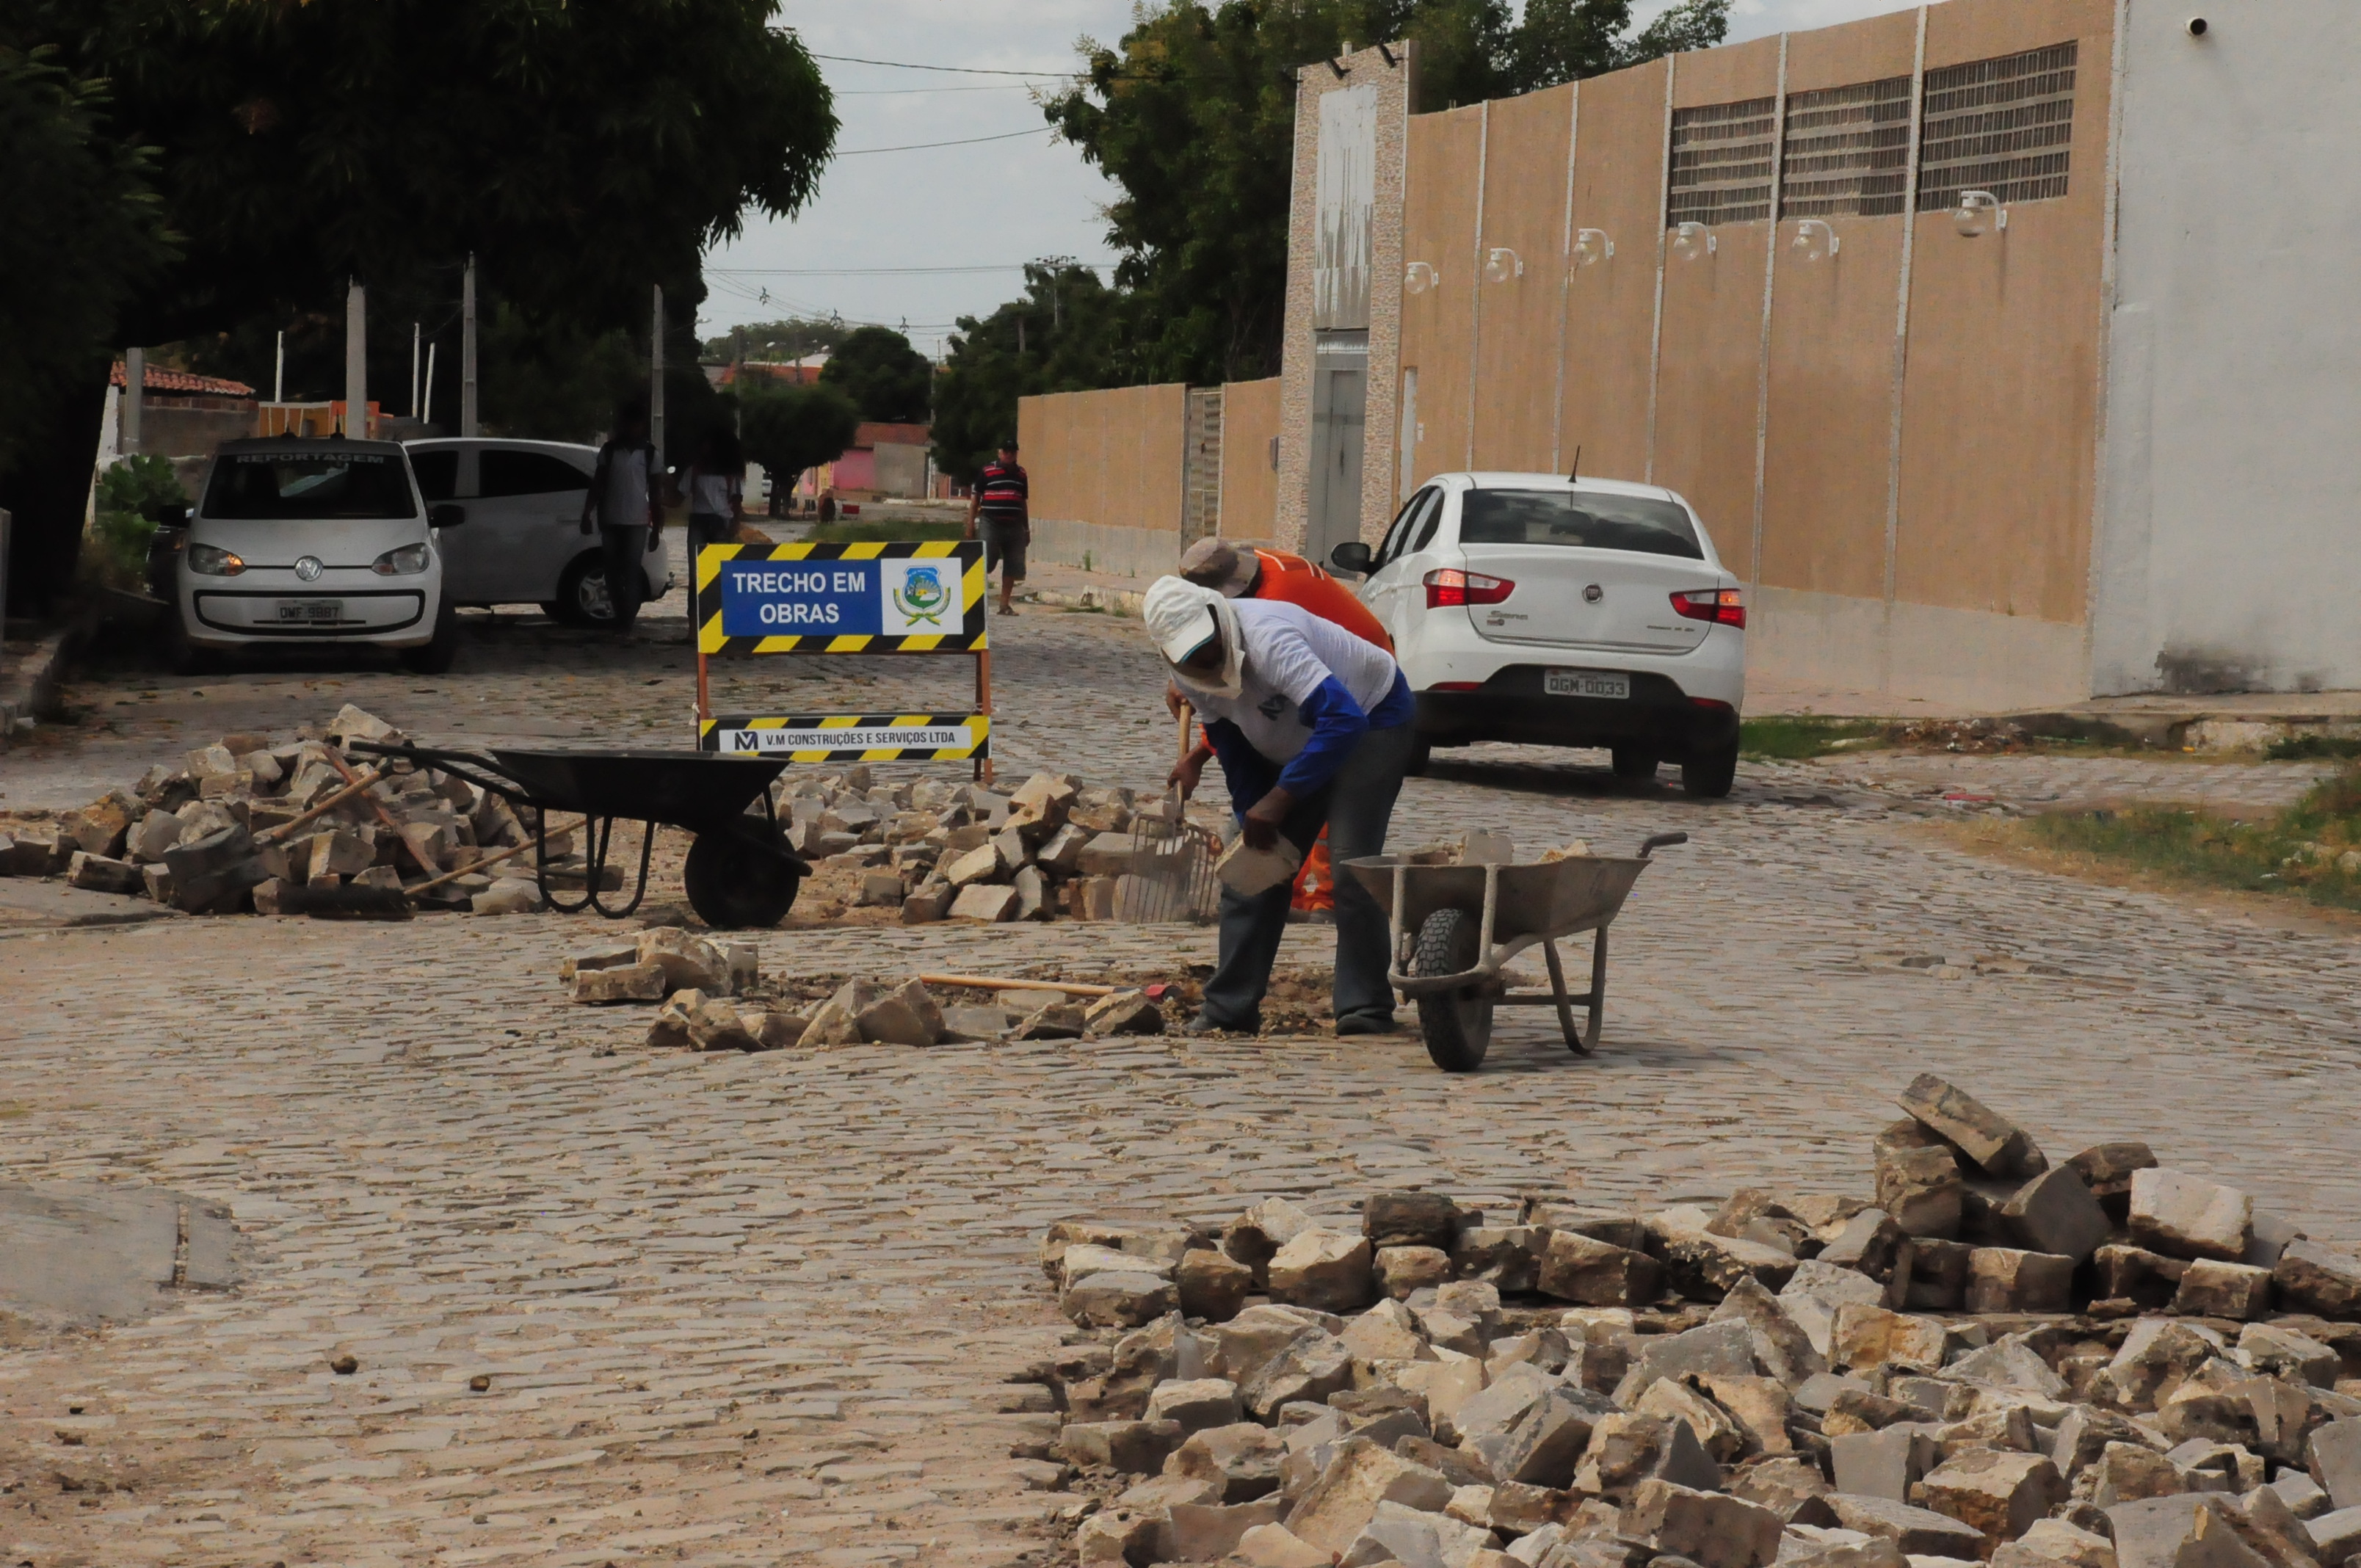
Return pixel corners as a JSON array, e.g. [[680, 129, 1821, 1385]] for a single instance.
[[700, 0, 1932, 358]]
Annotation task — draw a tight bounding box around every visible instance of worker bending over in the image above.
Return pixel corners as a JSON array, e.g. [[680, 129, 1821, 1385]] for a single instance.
[[1144, 576, 1415, 1037]]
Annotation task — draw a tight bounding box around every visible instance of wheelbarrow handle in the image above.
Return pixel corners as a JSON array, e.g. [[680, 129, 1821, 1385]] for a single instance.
[[1638, 832, 1689, 857]]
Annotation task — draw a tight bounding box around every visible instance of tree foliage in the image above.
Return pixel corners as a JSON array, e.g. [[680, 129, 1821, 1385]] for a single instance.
[[819, 326, 933, 425], [929, 264, 1134, 485], [0, 46, 173, 476], [740, 382, 861, 497], [703, 316, 849, 363]]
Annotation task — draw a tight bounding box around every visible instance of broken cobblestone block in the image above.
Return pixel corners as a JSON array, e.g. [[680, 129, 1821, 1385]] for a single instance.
[[2088, 1445, 2189, 1508], [852, 869, 904, 907], [949, 883, 1020, 922], [1829, 1304, 1948, 1372], [1454, 1225, 1542, 1293], [1832, 1425, 1941, 1501], [305, 828, 375, 882], [1645, 1207, 1801, 1296], [1078, 831, 1136, 878], [1268, 1230, 1374, 1313], [1169, 1422, 1284, 1504], [1541, 1230, 1666, 1307], [944, 841, 1007, 888], [250, 876, 294, 915], [2302, 1508, 2361, 1567], [1363, 1190, 1463, 1250], [1732, 1456, 1835, 1523], [61, 799, 133, 858], [751, 1010, 809, 1050], [2130, 1171, 2254, 1263], [560, 940, 642, 981], [1225, 1198, 1316, 1285], [66, 851, 144, 894], [1914, 1448, 2067, 1551], [1285, 1438, 1455, 1556], [1236, 1522, 1333, 1567], [1084, 989, 1165, 1037], [2095, 1244, 2189, 1310], [1711, 1277, 1825, 1390], [794, 979, 874, 1046], [2172, 1260, 2274, 1321], [1035, 821, 1090, 874], [2308, 1420, 2361, 1510], [1338, 1298, 1427, 1362], [1012, 864, 1051, 920], [1241, 1329, 1353, 1418], [573, 961, 667, 1003], [1965, 1248, 2075, 1313], [2000, 1167, 2114, 1265], [1636, 1376, 1746, 1464], [1782, 1262, 1893, 1360], [470, 877, 537, 915], [854, 979, 943, 1046], [1147, 1378, 1244, 1435], [2237, 1324, 2339, 1387], [1823, 1495, 1990, 1558], [1876, 1125, 1966, 1239], [1576, 1412, 1723, 1498], [1500, 1387, 1617, 1487], [899, 879, 954, 923], [1898, 1075, 2048, 1179], [1012, 1001, 1087, 1039], [1625, 1478, 1785, 1568], [1063, 1271, 1180, 1329], [126, 810, 186, 863], [1374, 1246, 1451, 1299], [636, 928, 728, 992], [2274, 1242, 2361, 1320], [687, 998, 760, 1053], [1175, 1248, 1252, 1322]]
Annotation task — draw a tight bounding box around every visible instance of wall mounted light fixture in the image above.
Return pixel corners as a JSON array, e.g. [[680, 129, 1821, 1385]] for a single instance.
[[1672, 221, 1717, 261], [1791, 219, 1840, 262], [1404, 261, 1440, 295], [1571, 228, 1614, 267], [1954, 189, 2007, 237], [1483, 247, 1523, 283]]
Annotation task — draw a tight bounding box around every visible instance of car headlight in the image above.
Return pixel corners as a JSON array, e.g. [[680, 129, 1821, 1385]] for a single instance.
[[372, 543, 432, 576], [186, 544, 244, 576]]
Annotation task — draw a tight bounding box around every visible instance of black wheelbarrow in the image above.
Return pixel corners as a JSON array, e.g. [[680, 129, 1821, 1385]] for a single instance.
[[1343, 832, 1686, 1072], [349, 741, 810, 927]]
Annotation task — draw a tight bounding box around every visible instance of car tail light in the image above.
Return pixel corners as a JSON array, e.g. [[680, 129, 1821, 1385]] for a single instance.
[[1672, 588, 1746, 628], [1424, 568, 1514, 609]]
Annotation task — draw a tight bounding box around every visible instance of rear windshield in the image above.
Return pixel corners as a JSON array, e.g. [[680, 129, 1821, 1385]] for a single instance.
[[204, 452, 417, 520], [1459, 489, 1703, 560]]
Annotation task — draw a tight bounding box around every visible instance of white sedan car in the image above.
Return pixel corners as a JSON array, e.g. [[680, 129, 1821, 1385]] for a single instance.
[[406, 438, 673, 625], [1330, 473, 1747, 796], [169, 437, 460, 673]]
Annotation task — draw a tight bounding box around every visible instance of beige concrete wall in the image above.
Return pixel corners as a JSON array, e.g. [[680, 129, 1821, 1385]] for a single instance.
[[1018, 382, 1189, 537], [1218, 377, 1283, 539], [1557, 58, 1669, 488], [1399, 106, 1484, 496], [1470, 86, 1573, 473]]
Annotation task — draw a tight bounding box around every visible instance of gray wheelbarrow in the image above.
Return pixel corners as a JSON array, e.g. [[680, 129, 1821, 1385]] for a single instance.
[[1343, 832, 1687, 1072]]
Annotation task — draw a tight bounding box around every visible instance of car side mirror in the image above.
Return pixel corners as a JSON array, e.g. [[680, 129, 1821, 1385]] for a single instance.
[[1330, 541, 1374, 576], [431, 503, 466, 529]]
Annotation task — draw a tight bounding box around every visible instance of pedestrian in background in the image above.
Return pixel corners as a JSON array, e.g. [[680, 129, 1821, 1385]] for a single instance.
[[579, 402, 661, 635], [966, 440, 1029, 616], [684, 427, 747, 565]]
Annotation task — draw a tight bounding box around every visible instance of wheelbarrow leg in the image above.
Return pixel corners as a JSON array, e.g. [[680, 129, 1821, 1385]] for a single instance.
[[1542, 929, 1605, 1056], [536, 805, 595, 915], [585, 817, 658, 920]]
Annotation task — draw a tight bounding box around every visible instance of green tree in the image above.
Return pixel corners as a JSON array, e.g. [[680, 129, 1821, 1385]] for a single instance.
[[1037, 0, 1725, 391], [819, 326, 933, 425], [740, 382, 861, 502], [0, 0, 837, 610], [930, 264, 1136, 484]]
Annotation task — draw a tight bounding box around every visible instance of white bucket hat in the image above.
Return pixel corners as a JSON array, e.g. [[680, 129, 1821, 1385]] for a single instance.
[[1142, 576, 1243, 698]]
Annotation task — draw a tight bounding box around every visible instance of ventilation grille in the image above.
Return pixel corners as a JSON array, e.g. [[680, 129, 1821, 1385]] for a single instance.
[[1778, 76, 1912, 218], [1915, 40, 2077, 211], [1667, 97, 1777, 228]]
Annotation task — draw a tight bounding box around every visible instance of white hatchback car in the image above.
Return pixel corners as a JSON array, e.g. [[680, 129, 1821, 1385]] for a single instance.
[[170, 437, 460, 673], [1330, 473, 1747, 796], [406, 438, 673, 625]]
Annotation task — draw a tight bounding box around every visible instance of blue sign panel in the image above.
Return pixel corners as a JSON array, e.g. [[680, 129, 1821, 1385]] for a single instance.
[[718, 558, 880, 638]]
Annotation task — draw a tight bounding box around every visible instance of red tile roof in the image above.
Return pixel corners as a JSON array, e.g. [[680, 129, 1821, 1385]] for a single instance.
[[112, 361, 255, 397]]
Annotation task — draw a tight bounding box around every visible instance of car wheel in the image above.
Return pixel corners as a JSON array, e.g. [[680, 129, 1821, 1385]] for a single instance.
[[401, 603, 460, 674], [1611, 747, 1658, 780], [1682, 740, 1739, 799], [1404, 738, 1433, 777], [683, 821, 802, 929], [1411, 907, 1493, 1072], [162, 609, 214, 676], [553, 553, 614, 628]]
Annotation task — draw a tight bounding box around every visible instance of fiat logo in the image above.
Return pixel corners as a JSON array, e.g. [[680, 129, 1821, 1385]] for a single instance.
[[294, 556, 324, 581], [1583, 583, 1603, 603]]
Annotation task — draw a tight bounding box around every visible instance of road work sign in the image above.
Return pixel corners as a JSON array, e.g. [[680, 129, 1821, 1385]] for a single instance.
[[697, 713, 988, 762], [697, 540, 984, 655]]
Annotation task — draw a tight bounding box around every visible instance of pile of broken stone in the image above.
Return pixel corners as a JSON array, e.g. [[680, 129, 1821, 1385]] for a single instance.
[[0, 704, 581, 915], [1021, 1075, 2361, 1568], [565, 926, 1171, 1049], [791, 766, 1205, 925]]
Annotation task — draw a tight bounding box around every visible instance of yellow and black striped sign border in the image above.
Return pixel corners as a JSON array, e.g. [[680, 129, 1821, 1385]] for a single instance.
[[697, 713, 990, 763], [696, 540, 986, 656]]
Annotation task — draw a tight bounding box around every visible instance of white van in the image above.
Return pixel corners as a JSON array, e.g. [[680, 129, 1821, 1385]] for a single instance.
[[169, 437, 460, 674]]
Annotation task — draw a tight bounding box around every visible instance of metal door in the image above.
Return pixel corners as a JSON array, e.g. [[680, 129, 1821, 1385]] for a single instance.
[[1306, 331, 1368, 564]]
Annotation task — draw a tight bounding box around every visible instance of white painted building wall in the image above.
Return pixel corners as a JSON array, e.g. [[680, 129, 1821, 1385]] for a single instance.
[[2092, 0, 2361, 694]]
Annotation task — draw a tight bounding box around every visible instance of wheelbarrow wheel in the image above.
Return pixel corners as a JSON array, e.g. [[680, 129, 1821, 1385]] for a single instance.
[[1412, 907, 1493, 1072], [683, 824, 802, 929]]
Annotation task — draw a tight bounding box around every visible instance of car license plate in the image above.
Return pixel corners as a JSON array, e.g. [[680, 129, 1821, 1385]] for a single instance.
[[277, 598, 344, 624], [1545, 669, 1630, 700]]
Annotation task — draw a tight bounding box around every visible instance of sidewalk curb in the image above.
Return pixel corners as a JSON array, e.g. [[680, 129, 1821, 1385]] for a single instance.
[[0, 623, 78, 750]]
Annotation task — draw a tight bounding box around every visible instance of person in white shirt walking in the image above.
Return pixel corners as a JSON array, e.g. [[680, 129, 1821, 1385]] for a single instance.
[[579, 402, 662, 635], [684, 428, 747, 565]]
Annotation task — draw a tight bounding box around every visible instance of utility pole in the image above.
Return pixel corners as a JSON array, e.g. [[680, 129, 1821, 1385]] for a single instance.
[[460, 255, 479, 438], [272, 332, 285, 404], [1017, 314, 1026, 357], [344, 279, 368, 438], [410, 322, 421, 418], [650, 284, 667, 467], [123, 346, 144, 454], [422, 342, 438, 427]]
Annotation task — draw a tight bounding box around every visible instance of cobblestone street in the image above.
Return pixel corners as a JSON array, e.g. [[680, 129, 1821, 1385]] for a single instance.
[[4, 603, 2360, 1567]]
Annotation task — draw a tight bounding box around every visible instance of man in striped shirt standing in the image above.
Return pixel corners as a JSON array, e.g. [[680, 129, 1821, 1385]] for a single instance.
[[965, 441, 1029, 617]]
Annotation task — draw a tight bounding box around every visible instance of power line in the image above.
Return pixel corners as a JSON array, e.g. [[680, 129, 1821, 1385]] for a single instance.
[[833, 84, 1040, 95], [836, 126, 1053, 155], [808, 50, 1075, 77], [708, 263, 1113, 277]]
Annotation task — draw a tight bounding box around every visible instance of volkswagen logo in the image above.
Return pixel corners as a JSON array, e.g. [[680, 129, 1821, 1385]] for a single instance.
[[294, 556, 324, 581], [1583, 583, 1603, 603]]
